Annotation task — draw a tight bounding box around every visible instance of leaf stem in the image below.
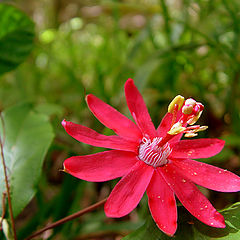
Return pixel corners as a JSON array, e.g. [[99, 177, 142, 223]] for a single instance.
[[0, 113, 17, 240], [25, 197, 108, 240]]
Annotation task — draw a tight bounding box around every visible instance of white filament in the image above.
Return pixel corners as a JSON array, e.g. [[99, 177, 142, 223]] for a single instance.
[[138, 137, 171, 167]]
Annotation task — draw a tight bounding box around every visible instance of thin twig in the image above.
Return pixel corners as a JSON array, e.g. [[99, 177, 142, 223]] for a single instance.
[[0, 113, 17, 239], [25, 198, 108, 240]]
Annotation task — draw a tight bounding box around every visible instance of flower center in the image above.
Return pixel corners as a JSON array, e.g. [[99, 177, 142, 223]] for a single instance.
[[138, 137, 171, 168]]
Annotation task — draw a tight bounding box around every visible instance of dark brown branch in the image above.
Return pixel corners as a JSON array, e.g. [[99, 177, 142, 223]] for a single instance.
[[0, 113, 17, 239], [25, 198, 108, 240]]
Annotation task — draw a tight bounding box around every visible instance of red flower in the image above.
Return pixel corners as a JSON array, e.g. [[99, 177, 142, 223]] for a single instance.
[[62, 79, 240, 236]]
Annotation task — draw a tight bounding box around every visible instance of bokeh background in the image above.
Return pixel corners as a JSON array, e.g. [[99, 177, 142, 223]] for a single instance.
[[1, 0, 240, 239]]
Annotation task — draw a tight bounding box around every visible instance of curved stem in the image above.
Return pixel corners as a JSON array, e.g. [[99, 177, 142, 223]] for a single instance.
[[25, 198, 108, 240], [0, 114, 17, 240]]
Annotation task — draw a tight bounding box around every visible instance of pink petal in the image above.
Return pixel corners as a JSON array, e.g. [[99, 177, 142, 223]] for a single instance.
[[62, 120, 138, 152], [173, 159, 240, 192], [157, 113, 173, 138], [169, 139, 225, 159], [159, 164, 226, 228], [105, 161, 154, 217], [124, 79, 157, 138], [147, 170, 177, 236], [86, 94, 142, 141], [64, 150, 137, 182]]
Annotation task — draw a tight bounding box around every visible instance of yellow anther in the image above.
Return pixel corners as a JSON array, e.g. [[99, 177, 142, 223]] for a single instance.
[[182, 105, 193, 114], [168, 122, 186, 135], [195, 125, 208, 132], [168, 95, 185, 113], [187, 110, 203, 125], [184, 132, 198, 138]]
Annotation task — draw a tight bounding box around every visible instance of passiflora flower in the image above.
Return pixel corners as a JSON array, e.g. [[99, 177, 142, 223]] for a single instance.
[[62, 79, 240, 236]]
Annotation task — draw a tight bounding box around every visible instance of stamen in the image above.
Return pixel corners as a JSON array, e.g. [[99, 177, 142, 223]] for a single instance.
[[184, 132, 198, 138], [183, 125, 208, 138], [184, 98, 196, 107], [160, 96, 207, 145], [138, 137, 171, 167], [168, 95, 185, 113], [182, 105, 193, 115], [168, 122, 186, 135], [187, 110, 203, 125]]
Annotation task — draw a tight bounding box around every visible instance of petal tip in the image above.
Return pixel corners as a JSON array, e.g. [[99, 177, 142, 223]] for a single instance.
[[85, 94, 93, 102], [125, 78, 134, 87], [210, 212, 226, 228], [61, 119, 67, 128], [155, 220, 177, 236], [104, 205, 121, 218]]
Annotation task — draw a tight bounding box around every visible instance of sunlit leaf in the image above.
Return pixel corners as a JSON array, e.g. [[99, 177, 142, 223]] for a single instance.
[[0, 103, 54, 217]]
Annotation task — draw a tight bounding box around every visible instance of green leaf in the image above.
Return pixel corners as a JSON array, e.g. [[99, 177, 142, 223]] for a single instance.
[[122, 210, 194, 240], [122, 216, 168, 240], [35, 103, 64, 117], [194, 202, 240, 239], [123, 204, 240, 240], [0, 103, 54, 217], [134, 59, 160, 91], [0, 4, 34, 75]]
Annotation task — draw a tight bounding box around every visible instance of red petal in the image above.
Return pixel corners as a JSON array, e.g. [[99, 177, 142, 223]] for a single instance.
[[124, 79, 156, 138], [64, 150, 137, 182], [157, 113, 173, 138], [147, 170, 177, 236], [62, 120, 138, 152], [86, 94, 142, 141], [173, 159, 240, 192], [160, 164, 226, 228], [105, 161, 154, 217], [169, 139, 225, 159]]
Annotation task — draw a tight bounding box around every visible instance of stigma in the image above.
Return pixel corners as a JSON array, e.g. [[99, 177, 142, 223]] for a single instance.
[[138, 137, 172, 168]]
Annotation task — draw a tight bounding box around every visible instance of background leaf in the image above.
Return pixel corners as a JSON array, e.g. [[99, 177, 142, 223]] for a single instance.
[[0, 103, 54, 217], [194, 202, 240, 239], [122, 208, 195, 240], [123, 203, 240, 240], [0, 3, 34, 75]]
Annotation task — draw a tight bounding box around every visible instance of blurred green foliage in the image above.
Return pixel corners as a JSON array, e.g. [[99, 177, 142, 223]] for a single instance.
[[0, 0, 240, 239]]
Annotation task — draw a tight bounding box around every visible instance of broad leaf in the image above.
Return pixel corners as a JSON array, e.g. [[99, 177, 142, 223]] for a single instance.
[[193, 202, 240, 239], [0, 4, 34, 75], [123, 209, 194, 240], [122, 216, 169, 240], [123, 203, 240, 239], [0, 103, 54, 217]]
